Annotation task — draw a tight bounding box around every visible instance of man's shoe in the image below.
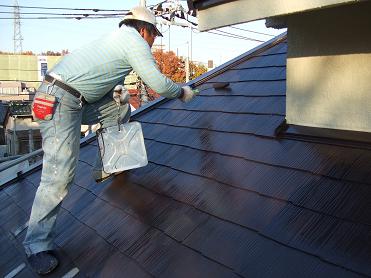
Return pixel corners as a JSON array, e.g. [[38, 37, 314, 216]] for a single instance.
[[27, 251, 59, 275]]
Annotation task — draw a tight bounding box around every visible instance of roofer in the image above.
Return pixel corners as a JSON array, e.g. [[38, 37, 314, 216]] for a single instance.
[[23, 6, 198, 275]]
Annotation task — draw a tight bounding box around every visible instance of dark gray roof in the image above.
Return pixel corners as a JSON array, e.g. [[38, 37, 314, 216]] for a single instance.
[[9, 101, 32, 117], [0, 102, 9, 125], [1, 34, 371, 277]]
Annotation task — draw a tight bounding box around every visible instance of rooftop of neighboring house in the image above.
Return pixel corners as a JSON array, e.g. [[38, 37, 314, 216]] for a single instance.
[[8, 101, 32, 117], [0, 102, 9, 126]]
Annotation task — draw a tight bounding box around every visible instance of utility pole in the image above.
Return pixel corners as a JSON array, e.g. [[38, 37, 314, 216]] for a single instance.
[[168, 26, 171, 52], [13, 0, 23, 53], [185, 42, 190, 82], [190, 26, 193, 62]]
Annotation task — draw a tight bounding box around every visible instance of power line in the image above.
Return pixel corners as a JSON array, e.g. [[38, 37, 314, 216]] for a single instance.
[[0, 4, 128, 12], [0, 16, 122, 20], [207, 30, 264, 42], [170, 12, 265, 42], [230, 26, 275, 37], [0, 11, 128, 16], [212, 29, 264, 42]]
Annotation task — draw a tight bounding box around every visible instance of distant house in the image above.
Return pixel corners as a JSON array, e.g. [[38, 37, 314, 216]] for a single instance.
[[0, 82, 37, 156], [3, 101, 41, 156], [0, 81, 35, 102]]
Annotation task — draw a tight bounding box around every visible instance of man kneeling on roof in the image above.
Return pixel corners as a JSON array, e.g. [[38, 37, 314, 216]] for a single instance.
[[24, 6, 198, 275]]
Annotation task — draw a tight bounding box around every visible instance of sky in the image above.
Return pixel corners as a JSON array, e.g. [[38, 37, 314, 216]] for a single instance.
[[0, 0, 285, 67]]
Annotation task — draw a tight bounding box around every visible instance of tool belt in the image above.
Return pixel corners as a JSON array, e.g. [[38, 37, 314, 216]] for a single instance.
[[44, 74, 86, 104]]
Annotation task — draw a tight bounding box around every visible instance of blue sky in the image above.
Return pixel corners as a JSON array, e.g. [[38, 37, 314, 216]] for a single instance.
[[0, 0, 285, 66]]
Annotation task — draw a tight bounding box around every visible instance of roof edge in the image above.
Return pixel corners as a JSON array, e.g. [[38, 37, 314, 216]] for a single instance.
[[0, 133, 96, 188]]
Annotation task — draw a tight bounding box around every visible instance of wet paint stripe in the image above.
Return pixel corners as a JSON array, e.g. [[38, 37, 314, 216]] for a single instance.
[[4, 263, 26, 278], [62, 267, 80, 278]]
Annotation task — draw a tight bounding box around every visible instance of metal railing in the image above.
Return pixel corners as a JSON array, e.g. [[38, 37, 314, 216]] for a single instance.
[[0, 133, 96, 187]]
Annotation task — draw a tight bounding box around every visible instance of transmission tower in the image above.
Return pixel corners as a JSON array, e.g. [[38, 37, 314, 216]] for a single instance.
[[13, 0, 23, 53]]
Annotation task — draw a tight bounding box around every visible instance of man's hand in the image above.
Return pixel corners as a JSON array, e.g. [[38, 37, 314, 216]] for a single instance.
[[180, 86, 199, 103], [113, 85, 130, 105]]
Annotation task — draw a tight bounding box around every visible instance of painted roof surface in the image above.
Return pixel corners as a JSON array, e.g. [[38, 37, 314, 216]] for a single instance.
[[1, 35, 371, 277]]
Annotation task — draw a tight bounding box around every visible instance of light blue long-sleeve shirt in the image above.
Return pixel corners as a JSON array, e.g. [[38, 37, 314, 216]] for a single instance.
[[50, 26, 182, 103]]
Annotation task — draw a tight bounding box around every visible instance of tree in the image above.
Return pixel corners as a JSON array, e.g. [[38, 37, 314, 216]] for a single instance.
[[153, 50, 185, 82], [0, 50, 34, 55], [21, 51, 34, 55], [41, 51, 61, 56], [190, 62, 207, 80], [152, 49, 207, 83], [129, 50, 209, 108]]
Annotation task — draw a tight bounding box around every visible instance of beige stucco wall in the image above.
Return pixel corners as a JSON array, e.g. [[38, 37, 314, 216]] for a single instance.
[[197, 0, 358, 31], [0, 55, 62, 89], [286, 2, 371, 132]]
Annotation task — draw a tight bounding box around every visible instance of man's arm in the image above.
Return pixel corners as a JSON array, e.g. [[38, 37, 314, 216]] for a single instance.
[[125, 35, 182, 99]]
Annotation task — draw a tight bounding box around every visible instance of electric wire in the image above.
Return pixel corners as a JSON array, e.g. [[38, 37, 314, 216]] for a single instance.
[[0, 11, 127, 16], [213, 29, 264, 42], [178, 16, 265, 42], [230, 26, 275, 37], [0, 16, 123, 20], [1, 1, 270, 49], [207, 30, 264, 42], [1, 2, 268, 42], [0, 4, 128, 12]]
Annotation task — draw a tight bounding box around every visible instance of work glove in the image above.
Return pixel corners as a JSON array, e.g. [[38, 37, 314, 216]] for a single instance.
[[113, 85, 130, 105], [180, 86, 199, 103]]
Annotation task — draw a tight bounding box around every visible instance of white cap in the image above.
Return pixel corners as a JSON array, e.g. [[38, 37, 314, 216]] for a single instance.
[[120, 6, 163, 37]]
